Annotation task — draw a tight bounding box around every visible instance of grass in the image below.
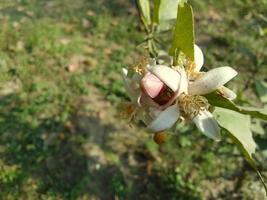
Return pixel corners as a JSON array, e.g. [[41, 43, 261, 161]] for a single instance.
[[0, 0, 266, 199]]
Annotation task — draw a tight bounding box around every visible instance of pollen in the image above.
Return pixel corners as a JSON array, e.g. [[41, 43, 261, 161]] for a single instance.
[[178, 94, 209, 119], [186, 60, 196, 75], [132, 56, 149, 75], [186, 61, 203, 80]]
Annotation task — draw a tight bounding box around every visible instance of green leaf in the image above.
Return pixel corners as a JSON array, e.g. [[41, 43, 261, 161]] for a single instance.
[[214, 107, 267, 194], [153, 0, 188, 31], [169, 3, 195, 61], [153, 0, 160, 24], [214, 108, 256, 155], [154, 0, 178, 31], [239, 106, 267, 121], [137, 0, 151, 28], [205, 91, 267, 121], [159, 0, 180, 22]]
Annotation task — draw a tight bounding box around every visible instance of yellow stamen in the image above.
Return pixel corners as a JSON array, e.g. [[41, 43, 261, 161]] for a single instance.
[[186, 60, 196, 75], [178, 94, 209, 119], [186, 60, 203, 80], [132, 56, 149, 75]]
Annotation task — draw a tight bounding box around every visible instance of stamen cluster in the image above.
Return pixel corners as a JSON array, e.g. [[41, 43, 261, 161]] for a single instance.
[[178, 94, 209, 119]]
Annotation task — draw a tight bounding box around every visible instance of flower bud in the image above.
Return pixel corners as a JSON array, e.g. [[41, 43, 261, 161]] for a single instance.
[[141, 73, 164, 98]]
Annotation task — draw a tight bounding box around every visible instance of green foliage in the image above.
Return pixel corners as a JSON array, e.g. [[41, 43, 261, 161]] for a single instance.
[[152, 0, 160, 24], [155, 0, 180, 31], [207, 92, 267, 193], [137, 0, 151, 29], [153, 0, 188, 29], [215, 108, 256, 160], [158, 0, 180, 21], [205, 92, 267, 121], [214, 107, 267, 194], [169, 3, 195, 62]]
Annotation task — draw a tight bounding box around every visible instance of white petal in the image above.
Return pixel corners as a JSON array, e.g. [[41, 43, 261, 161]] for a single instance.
[[150, 65, 181, 92], [194, 44, 204, 72], [147, 104, 180, 132], [189, 66, 238, 95], [193, 110, 221, 141], [176, 68, 188, 95], [220, 86, 237, 100]]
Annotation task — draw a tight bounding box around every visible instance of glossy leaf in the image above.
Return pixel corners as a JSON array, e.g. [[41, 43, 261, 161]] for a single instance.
[[169, 3, 195, 61], [205, 91, 267, 121], [214, 107, 267, 195], [214, 108, 256, 155]]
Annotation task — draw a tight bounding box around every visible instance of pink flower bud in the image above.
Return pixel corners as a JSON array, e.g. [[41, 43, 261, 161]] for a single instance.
[[141, 73, 164, 98]]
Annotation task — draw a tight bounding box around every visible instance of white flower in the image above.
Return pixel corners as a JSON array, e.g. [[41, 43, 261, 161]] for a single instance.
[[122, 46, 238, 141], [121, 63, 184, 131]]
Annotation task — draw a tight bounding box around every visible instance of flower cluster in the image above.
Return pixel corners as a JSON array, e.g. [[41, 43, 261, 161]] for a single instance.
[[122, 45, 237, 141]]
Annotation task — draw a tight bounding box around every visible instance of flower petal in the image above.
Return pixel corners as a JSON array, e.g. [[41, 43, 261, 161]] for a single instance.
[[147, 104, 180, 132], [220, 86, 237, 100], [150, 65, 181, 92], [189, 66, 238, 95], [194, 44, 204, 72], [193, 110, 221, 141], [141, 73, 164, 98], [176, 68, 188, 95]]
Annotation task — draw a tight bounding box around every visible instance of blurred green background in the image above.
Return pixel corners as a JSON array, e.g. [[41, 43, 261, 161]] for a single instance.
[[0, 0, 267, 199]]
